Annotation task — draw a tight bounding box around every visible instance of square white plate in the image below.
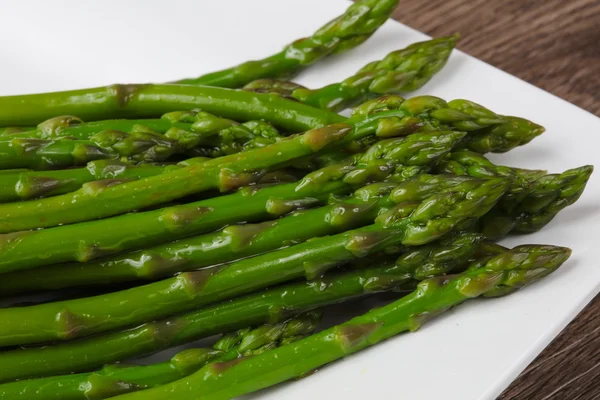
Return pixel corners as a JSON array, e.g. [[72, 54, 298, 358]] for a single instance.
[[1, 1, 599, 399]]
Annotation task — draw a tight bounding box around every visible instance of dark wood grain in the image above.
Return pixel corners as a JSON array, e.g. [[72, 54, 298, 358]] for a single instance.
[[393, 0, 600, 117], [391, 1, 600, 398]]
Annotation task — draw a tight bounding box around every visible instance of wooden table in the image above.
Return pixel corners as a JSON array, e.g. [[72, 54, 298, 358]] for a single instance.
[[392, 1, 600, 398]]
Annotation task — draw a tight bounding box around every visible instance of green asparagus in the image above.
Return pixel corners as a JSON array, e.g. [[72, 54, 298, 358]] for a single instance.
[[0, 132, 463, 295], [0, 84, 345, 129], [0, 158, 208, 203], [162, 112, 285, 157], [437, 150, 546, 212], [175, 0, 400, 87], [0, 92, 542, 158], [0, 115, 287, 170], [0, 83, 543, 157], [0, 136, 117, 171], [0, 130, 184, 170], [0, 312, 321, 400], [0, 2, 588, 398], [458, 116, 545, 154], [245, 35, 458, 111], [0, 176, 508, 346], [0, 124, 347, 232], [3, 115, 184, 139], [0, 96, 475, 232], [0, 233, 486, 382], [351, 95, 544, 153], [0, 113, 286, 200], [483, 165, 594, 237], [438, 151, 594, 238], [0, 130, 462, 274], [114, 244, 571, 400], [6, 111, 283, 157]]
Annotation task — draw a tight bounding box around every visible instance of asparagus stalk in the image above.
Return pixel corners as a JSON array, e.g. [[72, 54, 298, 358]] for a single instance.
[[0, 124, 348, 232], [0, 158, 209, 203], [5, 111, 283, 156], [0, 97, 480, 233], [3, 115, 185, 140], [0, 170, 341, 273], [0, 94, 541, 159], [437, 150, 547, 210], [0, 130, 185, 170], [174, 0, 400, 87], [245, 35, 458, 111], [0, 262, 412, 382], [0, 130, 462, 274], [0, 176, 508, 347], [0, 94, 485, 146], [484, 165, 594, 237], [0, 113, 285, 200], [0, 136, 118, 170], [0, 312, 321, 400], [0, 80, 543, 156], [162, 113, 285, 157], [0, 233, 487, 382], [0, 84, 346, 129], [458, 116, 545, 154], [0, 173, 483, 296], [115, 245, 571, 400], [0, 132, 467, 295], [352, 95, 544, 152], [0, 117, 287, 170], [438, 151, 594, 238]]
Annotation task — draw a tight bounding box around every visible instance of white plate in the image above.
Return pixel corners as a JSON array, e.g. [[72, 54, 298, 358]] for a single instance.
[[1, 1, 599, 399]]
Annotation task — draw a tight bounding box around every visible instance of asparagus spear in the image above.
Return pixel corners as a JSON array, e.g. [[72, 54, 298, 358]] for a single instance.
[[0, 93, 541, 158], [0, 93, 499, 148], [0, 130, 462, 274], [0, 115, 286, 170], [0, 78, 543, 156], [0, 132, 465, 295], [0, 176, 507, 347], [3, 115, 184, 140], [437, 150, 547, 210], [0, 129, 185, 170], [0, 233, 486, 382], [0, 312, 321, 400], [174, 0, 400, 87], [162, 113, 285, 157], [0, 158, 208, 203], [0, 136, 117, 170], [0, 113, 285, 200], [438, 151, 594, 238], [115, 245, 571, 400], [182, 95, 539, 158], [235, 88, 543, 154], [0, 125, 346, 232], [483, 165, 594, 237], [353, 95, 544, 152], [5, 111, 283, 156], [0, 95, 474, 233], [0, 84, 346, 129], [245, 35, 458, 111], [458, 116, 545, 154], [0, 172, 483, 296], [0, 170, 340, 273]]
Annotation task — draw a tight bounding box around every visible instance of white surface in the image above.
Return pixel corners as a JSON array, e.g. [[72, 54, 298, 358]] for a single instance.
[[1, 1, 599, 399]]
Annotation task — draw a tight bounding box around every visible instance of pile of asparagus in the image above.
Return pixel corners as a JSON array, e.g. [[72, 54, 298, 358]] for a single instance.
[[0, 0, 592, 399]]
